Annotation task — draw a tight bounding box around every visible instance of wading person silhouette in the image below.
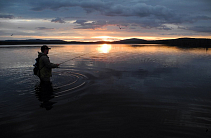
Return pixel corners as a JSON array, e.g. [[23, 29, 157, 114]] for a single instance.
[[34, 45, 59, 110], [37, 45, 60, 82]]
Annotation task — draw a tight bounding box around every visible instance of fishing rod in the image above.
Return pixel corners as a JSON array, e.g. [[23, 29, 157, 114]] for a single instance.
[[59, 51, 94, 65]]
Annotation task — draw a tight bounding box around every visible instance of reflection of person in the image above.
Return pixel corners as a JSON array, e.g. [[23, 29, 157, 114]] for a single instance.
[[38, 45, 60, 82], [206, 47, 209, 53], [35, 81, 56, 110]]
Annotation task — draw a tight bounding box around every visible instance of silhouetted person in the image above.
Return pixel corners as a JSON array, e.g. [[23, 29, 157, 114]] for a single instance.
[[35, 81, 56, 110], [37, 45, 60, 82]]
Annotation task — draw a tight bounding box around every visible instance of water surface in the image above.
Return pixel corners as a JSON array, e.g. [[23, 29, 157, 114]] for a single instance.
[[0, 44, 211, 138]]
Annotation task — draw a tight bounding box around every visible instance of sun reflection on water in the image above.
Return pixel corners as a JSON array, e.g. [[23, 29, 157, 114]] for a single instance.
[[98, 44, 112, 53]]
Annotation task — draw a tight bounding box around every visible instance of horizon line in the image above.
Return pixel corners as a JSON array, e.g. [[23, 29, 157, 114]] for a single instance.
[[1, 37, 211, 42]]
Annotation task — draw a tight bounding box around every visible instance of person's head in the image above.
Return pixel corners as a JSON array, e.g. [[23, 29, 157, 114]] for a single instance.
[[41, 45, 51, 54]]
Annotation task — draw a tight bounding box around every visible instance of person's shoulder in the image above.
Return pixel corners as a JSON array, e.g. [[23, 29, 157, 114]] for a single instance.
[[39, 53, 48, 58]]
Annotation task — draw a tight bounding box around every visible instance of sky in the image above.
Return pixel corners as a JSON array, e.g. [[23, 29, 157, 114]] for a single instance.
[[0, 0, 211, 42]]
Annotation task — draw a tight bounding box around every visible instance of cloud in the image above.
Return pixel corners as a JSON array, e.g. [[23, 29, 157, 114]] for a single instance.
[[115, 18, 172, 30], [30, 1, 79, 11], [104, 3, 174, 18], [74, 20, 107, 29], [180, 15, 211, 24], [30, 1, 179, 22], [74, 20, 87, 25], [51, 17, 66, 23], [29, 0, 211, 30], [73, 18, 174, 31], [178, 26, 187, 30], [30, 1, 210, 25], [0, 14, 14, 19], [36, 27, 54, 30], [188, 26, 211, 33], [31, 1, 172, 17]]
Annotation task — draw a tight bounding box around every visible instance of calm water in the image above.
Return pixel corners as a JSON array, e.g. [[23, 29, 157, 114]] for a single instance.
[[0, 44, 211, 138]]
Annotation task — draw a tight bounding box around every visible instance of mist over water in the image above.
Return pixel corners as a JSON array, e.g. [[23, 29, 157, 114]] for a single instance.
[[0, 44, 211, 137]]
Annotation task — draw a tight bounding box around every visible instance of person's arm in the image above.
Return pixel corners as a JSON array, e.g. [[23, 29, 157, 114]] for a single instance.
[[42, 56, 59, 69], [50, 63, 60, 68]]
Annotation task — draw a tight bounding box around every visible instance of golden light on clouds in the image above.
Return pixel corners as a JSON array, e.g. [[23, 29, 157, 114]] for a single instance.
[[92, 36, 117, 41]]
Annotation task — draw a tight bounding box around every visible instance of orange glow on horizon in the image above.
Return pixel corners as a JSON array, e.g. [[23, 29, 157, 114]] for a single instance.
[[92, 36, 118, 42], [3, 33, 211, 42]]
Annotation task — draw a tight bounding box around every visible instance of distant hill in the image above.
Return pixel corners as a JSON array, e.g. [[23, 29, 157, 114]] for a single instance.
[[0, 39, 68, 45], [110, 38, 211, 47], [111, 38, 148, 44], [155, 38, 211, 47], [1, 38, 211, 47]]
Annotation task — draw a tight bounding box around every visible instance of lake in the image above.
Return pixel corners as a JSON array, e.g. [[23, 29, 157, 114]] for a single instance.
[[0, 44, 211, 138]]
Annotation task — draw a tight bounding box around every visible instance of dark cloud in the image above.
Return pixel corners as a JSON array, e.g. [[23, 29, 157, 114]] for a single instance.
[[36, 27, 54, 30], [177, 25, 211, 33], [27, 0, 211, 32], [0, 14, 14, 19], [30, 0, 108, 12], [51, 17, 66, 23], [30, 1, 79, 11], [194, 15, 211, 20], [104, 3, 174, 19], [29, 1, 211, 25], [188, 26, 211, 33], [31, 1, 174, 19], [74, 20, 88, 25], [181, 15, 211, 24]]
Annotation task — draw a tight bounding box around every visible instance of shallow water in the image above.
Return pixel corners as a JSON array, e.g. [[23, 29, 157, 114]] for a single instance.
[[0, 44, 211, 138]]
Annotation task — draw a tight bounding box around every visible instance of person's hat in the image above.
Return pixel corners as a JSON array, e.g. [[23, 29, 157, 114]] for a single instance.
[[41, 45, 51, 51]]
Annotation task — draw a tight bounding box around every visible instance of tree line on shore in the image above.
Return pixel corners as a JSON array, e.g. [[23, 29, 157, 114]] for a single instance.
[[1, 38, 211, 48]]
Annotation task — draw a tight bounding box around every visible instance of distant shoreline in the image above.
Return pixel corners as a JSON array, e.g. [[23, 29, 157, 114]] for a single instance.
[[1, 38, 211, 48]]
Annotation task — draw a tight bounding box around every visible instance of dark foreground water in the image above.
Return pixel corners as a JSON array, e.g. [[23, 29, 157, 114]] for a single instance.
[[0, 44, 211, 138]]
